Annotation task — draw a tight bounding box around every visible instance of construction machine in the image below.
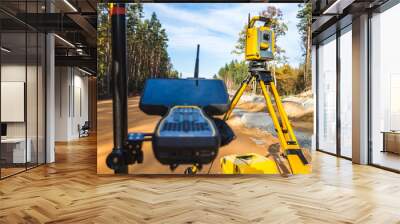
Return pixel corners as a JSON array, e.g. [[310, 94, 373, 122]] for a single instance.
[[105, 4, 310, 175], [220, 15, 312, 175]]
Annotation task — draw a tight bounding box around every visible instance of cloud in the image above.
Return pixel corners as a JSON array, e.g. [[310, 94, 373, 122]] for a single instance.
[[163, 24, 235, 58], [146, 4, 238, 37]]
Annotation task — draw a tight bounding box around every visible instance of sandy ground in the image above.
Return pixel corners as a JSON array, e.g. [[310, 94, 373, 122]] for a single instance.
[[96, 96, 299, 174]]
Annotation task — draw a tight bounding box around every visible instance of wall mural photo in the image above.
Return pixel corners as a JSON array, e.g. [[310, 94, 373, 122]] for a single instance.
[[97, 3, 313, 175]]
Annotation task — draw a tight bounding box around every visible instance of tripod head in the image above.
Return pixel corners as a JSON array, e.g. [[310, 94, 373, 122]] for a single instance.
[[248, 61, 273, 83]]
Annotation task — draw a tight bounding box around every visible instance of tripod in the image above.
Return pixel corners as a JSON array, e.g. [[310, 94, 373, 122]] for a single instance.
[[223, 61, 311, 174]]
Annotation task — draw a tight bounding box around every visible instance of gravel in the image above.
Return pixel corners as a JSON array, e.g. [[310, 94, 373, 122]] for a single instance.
[[233, 109, 312, 149]]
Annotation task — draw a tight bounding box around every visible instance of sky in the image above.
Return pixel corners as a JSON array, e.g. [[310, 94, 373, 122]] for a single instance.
[[142, 3, 303, 78]]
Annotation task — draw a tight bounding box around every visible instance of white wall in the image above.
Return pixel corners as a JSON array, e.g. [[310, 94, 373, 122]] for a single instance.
[[1, 62, 46, 164], [1, 82, 25, 122], [1, 65, 28, 139], [55, 66, 69, 141], [72, 72, 89, 137], [54, 67, 89, 141]]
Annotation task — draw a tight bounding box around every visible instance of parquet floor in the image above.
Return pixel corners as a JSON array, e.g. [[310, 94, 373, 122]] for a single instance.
[[1, 135, 400, 223]]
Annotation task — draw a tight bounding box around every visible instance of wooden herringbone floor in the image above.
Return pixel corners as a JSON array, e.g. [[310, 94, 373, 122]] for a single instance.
[[1, 135, 400, 223]]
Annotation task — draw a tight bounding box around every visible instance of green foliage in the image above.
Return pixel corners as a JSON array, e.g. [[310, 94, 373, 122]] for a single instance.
[[274, 64, 305, 95], [231, 24, 247, 55], [97, 3, 179, 98], [216, 61, 307, 96], [217, 60, 248, 89], [232, 6, 288, 65]]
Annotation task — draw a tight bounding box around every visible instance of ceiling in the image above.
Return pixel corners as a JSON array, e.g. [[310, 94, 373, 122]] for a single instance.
[[0, 0, 97, 75]]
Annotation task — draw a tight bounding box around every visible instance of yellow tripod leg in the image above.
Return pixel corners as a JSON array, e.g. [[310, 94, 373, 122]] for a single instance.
[[259, 80, 311, 174], [286, 152, 312, 174], [224, 76, 255, 120], [270, 88, 291, 142], [259, 80, 288, 150], [269, 82, 298, 143]]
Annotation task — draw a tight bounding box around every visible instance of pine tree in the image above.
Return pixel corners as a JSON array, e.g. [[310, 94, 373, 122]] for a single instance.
[[98, 3, 179, 97], [296, 3, 312, 89], [97, 3, 111, 98]]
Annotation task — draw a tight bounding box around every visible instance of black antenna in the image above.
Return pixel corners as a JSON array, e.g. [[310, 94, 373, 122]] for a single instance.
[[248, 13, 250, 28], [194, 44, 200, 78]]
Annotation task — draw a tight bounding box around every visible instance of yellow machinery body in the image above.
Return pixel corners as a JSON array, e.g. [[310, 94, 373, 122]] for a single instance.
[[221, 153, 280, 174]]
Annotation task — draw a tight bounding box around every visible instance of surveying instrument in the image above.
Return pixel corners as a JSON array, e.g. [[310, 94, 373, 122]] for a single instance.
[[220, 16, 312, 174]]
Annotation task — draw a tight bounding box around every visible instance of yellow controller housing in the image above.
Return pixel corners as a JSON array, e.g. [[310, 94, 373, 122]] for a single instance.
[[220, 153, 280, 174]]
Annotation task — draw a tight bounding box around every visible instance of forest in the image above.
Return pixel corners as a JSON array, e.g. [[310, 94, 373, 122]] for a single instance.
[[97, 4, 180, 99], [215, 61, 309, 96]]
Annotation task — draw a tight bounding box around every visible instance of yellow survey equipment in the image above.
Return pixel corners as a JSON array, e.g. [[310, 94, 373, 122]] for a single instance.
[[245, 16, 275, 61], [220, 153, 280, 174], [221, 16, 312, 175]]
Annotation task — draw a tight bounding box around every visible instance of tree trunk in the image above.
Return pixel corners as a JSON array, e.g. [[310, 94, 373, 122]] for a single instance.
[[305, 21, 312, 85]]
